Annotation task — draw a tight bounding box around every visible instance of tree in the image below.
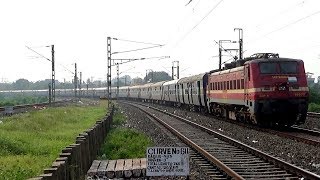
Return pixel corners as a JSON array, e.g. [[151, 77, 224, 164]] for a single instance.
[[13, 79, 31, 90], [144, 71, 171, 83], [132, 77, 143, 85]]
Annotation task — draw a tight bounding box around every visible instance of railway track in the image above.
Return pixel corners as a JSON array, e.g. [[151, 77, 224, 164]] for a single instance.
[[124, 101, 320, 179], [307, 112, 320, 118], [142, 102, 320, 147]]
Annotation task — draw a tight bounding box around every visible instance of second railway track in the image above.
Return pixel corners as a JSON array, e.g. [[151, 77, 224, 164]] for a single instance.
[[123, 101, 320, 180]]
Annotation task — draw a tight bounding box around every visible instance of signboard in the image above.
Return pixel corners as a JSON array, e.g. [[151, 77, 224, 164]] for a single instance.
[[146, 147, 189, 176]]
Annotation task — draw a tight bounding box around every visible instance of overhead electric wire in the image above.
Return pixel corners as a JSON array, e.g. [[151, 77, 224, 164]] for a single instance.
[[112, 44, 164, 55], [254, 0, 307, 31], [111, 56, 170, 66], [263, 10, 320, 37], [247, 9, 320, 45], [26, 45, 74, 75], [213, 40, 237, 60], [112, 37, 164, 46], [25, 46, 51, 62], [173, 0, 224, 47]]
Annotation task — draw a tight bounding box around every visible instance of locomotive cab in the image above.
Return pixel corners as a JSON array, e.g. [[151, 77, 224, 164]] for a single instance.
[[246, 54, 309, 127]]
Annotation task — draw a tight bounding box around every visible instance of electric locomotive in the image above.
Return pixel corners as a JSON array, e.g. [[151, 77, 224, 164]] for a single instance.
[[207, 53, 309, 127]]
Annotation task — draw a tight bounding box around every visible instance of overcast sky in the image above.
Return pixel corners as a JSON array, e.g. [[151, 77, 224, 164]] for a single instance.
[[0, 0, 319, 83]]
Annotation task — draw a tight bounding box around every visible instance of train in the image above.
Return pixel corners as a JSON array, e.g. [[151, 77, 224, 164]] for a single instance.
[[0, 53, 309, 127]]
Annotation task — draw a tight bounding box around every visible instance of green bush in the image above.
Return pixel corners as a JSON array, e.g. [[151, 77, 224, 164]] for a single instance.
[[0, 96, 48, 106], [308, 103, 320, 112]]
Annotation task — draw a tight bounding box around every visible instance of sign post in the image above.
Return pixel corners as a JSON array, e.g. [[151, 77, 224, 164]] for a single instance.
[[146, 147, 189, 177]]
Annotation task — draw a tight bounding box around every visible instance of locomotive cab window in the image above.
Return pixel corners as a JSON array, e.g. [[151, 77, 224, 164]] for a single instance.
[[260, 62, 277, 74], [280, 62, 297, 74]]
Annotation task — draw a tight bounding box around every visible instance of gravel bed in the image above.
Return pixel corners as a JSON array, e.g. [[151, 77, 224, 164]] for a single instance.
[[298, 117, 320, 130], [118, 103, 209, 180], [142, 102, 320, 175]]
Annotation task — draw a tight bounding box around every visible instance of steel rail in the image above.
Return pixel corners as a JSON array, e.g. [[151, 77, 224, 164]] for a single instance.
[[128, 102, 244, 180], [129, 101, 320, 180]]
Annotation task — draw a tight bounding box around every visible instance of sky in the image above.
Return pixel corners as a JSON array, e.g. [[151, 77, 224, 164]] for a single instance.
[[0, 0, 320, 83]]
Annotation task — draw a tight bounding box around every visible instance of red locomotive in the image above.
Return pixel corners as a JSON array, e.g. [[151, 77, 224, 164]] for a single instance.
[[207, 53, 309, 127]]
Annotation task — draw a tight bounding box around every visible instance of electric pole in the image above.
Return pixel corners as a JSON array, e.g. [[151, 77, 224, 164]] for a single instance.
[[116, 63, 119, 98], [107, 37, 112, 107], [48, 83, 52, 104], [74, 63, 77, 99], [80, 72, 82, 99], [51, 45, 55, 102], [172, 61, 179, 80], [234, 28, 243, 59]]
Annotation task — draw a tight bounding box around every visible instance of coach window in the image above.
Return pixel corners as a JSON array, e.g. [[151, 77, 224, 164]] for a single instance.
[[241, 79, 244, 89], [227, 81, 230, 90], [237, 79, 241, 89]]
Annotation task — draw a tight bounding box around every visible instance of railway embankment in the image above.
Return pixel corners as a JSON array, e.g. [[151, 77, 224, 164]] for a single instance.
[[0, 99, 110, 179]]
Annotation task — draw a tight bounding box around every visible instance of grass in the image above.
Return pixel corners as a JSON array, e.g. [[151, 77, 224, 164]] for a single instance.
[[0, 100, 108, 180], [0, 95, 48, 106], [99, 109, 153, 160], [308, 103, 320, 112]]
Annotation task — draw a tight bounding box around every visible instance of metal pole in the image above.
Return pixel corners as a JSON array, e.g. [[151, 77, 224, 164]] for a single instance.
[[80, 72, 82, 99], [51, 45, 55, 102], [219, 43, 222, 70], [172, 62, 174, 80], [177, 61, 179, 79], [48, 83, 52, 104], [116, 63, 119, 98], [234, 28, 243, 59], [107, 37, 112, 107], [74, 63, 77, 99]]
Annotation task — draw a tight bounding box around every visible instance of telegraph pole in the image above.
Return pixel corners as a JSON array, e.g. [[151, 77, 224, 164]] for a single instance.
[[74, 63, 77, 99], [234, 28, 243, 59], [51, 45, 55, 102], [107, 37, 112, 107]]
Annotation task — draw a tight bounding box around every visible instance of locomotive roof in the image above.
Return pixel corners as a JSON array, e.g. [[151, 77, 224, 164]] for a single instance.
[[210, 66, 244, 76], [246, 57, 303, 64], [178, 73, 206, 83]]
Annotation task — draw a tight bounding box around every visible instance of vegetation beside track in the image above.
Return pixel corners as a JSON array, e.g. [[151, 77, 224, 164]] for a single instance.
[[309, 85, 320, 112], [98, 107, 153, 160], [0, 95, 47, 106], [0, 100, 107, 180]]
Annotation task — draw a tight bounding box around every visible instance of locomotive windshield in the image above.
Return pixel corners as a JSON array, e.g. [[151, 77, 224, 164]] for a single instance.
[[259, 61, 297, 74]]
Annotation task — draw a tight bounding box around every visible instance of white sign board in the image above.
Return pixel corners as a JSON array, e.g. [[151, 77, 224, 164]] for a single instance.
[[146, 147, 189, 176]]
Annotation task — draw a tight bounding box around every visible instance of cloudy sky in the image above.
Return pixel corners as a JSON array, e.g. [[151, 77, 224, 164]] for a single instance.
[[0, 0, 319, 83]]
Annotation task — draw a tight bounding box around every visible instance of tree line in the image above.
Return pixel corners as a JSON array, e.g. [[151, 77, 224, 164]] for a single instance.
[[0, 71, 172, 91]]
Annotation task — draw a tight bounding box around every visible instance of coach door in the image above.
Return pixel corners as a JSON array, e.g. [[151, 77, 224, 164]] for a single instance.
[[244, 65, 250, 105]]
